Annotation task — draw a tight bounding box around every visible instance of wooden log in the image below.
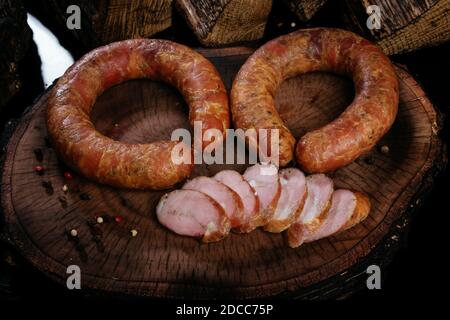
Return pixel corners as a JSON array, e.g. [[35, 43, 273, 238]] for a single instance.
[[0, 48, 446, 299], [176, 0, 273, 47], [283, 0, 329, 21], [0, 0, 32, 109], [38, 0, 173, 48], [342, 0, 450, 55]]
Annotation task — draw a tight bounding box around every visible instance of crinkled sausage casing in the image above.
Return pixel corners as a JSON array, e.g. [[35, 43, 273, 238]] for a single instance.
[[47, 39, 229, 189], [231, 28, 399, 171]]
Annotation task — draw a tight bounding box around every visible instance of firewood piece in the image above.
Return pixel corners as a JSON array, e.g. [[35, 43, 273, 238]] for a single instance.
[[342, 0, 450, 55], [176, 0, 273, 47], [38, 0, 173, 48], [283, 0, 329, 21], [0, 0, 32, 109]]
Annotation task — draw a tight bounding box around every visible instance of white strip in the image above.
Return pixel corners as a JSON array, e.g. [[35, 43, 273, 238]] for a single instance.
[[27, 14, 74, 88]]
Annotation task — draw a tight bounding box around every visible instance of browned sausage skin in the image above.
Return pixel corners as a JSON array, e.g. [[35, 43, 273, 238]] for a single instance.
[[47, 39, 229, 189], [231, 28, 399, 171]]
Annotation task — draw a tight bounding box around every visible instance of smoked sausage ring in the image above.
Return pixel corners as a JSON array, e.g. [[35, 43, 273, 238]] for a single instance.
[[47, 39, 229, 189], [231, 28, 399, 172]]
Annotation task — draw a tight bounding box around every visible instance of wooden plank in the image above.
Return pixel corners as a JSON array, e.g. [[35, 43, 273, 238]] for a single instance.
[[343, 0, 450, 54], [176, 0, 272, 47]]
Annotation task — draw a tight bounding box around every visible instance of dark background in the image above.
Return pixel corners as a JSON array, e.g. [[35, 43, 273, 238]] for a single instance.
[[0, 0, 448, 304]]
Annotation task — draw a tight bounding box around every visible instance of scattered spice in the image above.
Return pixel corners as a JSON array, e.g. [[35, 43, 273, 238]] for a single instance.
[[121, 198, 133, 208], [92, 235, 105, 252], [33, 148, 43, 162], [363, 157, 374, 165], [96, 216, 104, 224], [114, 215, 123, 223], [62, 184, 68, 193], [92, 227, 102, 237], [80, 192, 92, 200], [102, 214, 114, 223], [58, 196, 68, 209], [87, 223, 102, 237], [44, 137, 52, 148], [130, 229, 138, 237], [75, 243, 88, 262], [380, 145, 390, 154], [34, 165, 45, 175], [41, 181, 54, 195], [66, 230, 78, 243], [85, 219, 103, 254], [64, 171, 73, 180], [86, 219, 95, 227]]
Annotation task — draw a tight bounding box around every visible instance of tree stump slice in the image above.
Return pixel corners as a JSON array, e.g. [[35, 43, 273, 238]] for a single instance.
[[0, 48, 445, 299]]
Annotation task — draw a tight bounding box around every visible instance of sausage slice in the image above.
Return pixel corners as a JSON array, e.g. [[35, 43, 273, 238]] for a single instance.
[[214, 170, 260, 233], [156, 190, 231, 242], [304, 189, 354, 242], [182, 176, 245, 229], [305, 190, 371, 243], [243, 163, 281, 226], [287, 174, 333, 248], [341, 191, 371, 231], [264, 168, 307, 233]]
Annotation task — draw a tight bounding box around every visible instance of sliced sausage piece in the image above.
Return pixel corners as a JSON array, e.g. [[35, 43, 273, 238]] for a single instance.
[[243, 163, 281, 226], [305, 190, 370, 243], [304, 189, 353, 242], [340, 191, 371, 231], [156, 190, 231, 242], [287, 173, 333, 248], [214, 170, 260, 233], [264, 168, 307, 233], [182, 176, 245, 229]]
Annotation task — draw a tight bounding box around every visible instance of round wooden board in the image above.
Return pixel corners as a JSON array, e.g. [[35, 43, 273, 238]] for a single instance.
[[1, 48, 445, 299]]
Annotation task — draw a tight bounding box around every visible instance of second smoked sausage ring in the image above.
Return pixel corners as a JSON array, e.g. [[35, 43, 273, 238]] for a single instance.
[[47, 39, 229, 189], [231, 28, 399, 172]]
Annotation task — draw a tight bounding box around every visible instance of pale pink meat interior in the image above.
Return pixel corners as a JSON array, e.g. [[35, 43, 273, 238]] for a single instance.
[[156, 190, 222, 237], [182, 176, 239, 223], [273, 168, 306, 220], [214, 170, 257, 221], [299, 174, 333, 224], [243, 164, 279, 210], [306, 189, 357, 242]]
